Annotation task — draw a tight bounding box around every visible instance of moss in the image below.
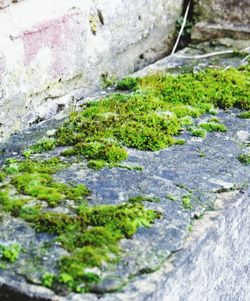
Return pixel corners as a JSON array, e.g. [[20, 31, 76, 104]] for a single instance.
[[19, 201, 160, 292], [179, 116, 193, 127], [0, 243, 21, 263], [208, 117, 221, 123], [87, 160, 107, 170], [190, 127, 207, 139], [0, 171, 6, 182], [237, 153, 250, 165], [4, 157, 66, 175], [42, 272, 54, 288], [237, 111, 250, 119], [174, 139, 186, 145], [50, 66, 249, 170], [199, 122, 227, 133], [182, 194, 193, 210], [23, 138, 56, 158], [116, 77, 138, 90], [166, 194, 177, 202], [0, 190, 29, 217], [128, 196, 161, 204]]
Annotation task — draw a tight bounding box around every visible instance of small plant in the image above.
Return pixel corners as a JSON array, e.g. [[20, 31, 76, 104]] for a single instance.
[[190, 127, 207, 139], [237, 111, 250, 119], [0, 243, 21, 263], [0, 171, 5, 182], [182, 194, 193, 210], [116, 77, 138, 90], [42, 272, 54, 288], [237, 153, 250, 165], [101, 73, 116, 89], [175, 16, 193, 37], [23, 138, 56, 158], [166, 194, 177, 202], [199, 122, 227, 133]]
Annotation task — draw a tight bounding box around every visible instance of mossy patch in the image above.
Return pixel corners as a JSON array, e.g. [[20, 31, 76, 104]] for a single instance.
[[237, 153, 250, 165], [23, 138, 56, 158], [0, 156, 160, 293], [190, 127, 207, 139], [237, 111, 250, 119], [52, 66, 249, 169], [0, 243, 21, 263], [199, 122, 227, 133]]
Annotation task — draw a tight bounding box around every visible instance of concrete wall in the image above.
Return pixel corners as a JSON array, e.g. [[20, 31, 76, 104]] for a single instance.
[[0, 0, 184, 140]]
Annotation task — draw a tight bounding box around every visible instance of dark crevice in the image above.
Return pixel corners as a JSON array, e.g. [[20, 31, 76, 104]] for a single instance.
[[174, 0, 195, 51]]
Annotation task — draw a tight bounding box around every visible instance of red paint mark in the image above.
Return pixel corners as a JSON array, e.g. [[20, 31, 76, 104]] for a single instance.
[[21, 10, 81, 75]]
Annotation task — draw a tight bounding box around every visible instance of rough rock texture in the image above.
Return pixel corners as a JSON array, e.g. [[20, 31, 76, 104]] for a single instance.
[[0, 53, 249, 300], [0, 0, 20, 9], [0, 0, 183, 139], [192, 0, 250, 43]]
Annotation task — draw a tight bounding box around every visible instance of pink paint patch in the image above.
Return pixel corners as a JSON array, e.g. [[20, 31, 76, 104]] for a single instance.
[[21, 10, 82, 75]]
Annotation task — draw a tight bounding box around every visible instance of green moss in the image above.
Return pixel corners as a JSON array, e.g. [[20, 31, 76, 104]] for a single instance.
[[42, 272, 54, 288], [128, 196, 161, 204], [166, 194, 177, 202], [0, 190, 29, 217], [179, 116, 193, 126], [199, 122, 227, 133], [237, 111, 250, 119], [4, 157, 66, 175], [182, 194, 193, 210], [50, 66, 249, 169], [208, 117, 221, 123], [0, 171, 6, 182], [190, 127, 207, 139], [237, 153, 250, 165], [19, 201, 160, 292], [116, 77, 138, 90], [174, 139, 186, 145], [23, 138, 56, 158], [0, 243, 21, 263], [87, 160, 107, 170]]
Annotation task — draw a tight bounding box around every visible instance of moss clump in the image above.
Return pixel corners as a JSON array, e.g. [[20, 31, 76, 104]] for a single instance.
[[11, 172, 89, 208], [19, 201, 160, 292], [23, 138, 56, 158], [116, 77, 138, 90], [182, 194, 193, 210], [4, 157, 66, 175], [190, 127, 207, 138], [237, 111, 250, 119], [2, 158, 89, 208], [0, 243, 21, 263], [0, 156, 159, 292], [237, 153, 250, 165], [208, 117, 221, 123], [199, 122, 227, 133], [0, 190, 29, 217], [87, 160, 107, 170], [0, 171, 6, 182], [50, 66, 249, 169], [180, 116, 193, 127]]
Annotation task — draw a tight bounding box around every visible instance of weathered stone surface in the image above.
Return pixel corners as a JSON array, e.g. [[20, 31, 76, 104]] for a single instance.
[[192, 0, 250, 43], [0, 51, 249, 300], [0, 0, 183, 139]]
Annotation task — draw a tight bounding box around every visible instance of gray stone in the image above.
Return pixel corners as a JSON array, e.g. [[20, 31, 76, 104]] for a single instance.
[[192, 0, 250, 43]]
